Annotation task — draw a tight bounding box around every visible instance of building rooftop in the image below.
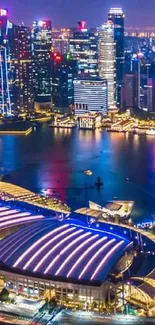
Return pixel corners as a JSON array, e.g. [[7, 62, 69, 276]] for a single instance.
[[0, 217, 131, 285], [0, 203, 44, 233]]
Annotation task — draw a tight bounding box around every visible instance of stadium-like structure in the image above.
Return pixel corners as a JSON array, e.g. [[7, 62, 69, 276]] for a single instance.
[[0, 190, 154, 310]]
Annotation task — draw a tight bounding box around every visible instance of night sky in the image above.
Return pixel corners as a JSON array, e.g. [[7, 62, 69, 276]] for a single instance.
[[2, 0, 154, 28]]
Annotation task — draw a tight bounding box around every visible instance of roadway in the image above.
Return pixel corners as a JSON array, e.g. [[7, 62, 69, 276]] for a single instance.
[[0, 310, 155, 325], [52, 310, 155, 325]]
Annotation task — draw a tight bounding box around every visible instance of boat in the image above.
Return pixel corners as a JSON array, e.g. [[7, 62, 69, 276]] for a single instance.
[[146, 129, 155, 136], [84, 170, 93, 176]]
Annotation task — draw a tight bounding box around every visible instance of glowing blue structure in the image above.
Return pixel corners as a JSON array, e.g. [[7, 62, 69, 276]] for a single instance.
[[0, 9, 13, 115], [0, 217, 131, 283]]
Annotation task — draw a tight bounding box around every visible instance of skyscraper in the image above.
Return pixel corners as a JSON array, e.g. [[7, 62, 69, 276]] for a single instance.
[[32, 20, 52, 103], [74, 79, 108, 115], [52, 28, 70, 55], [12, 24, 34, 114], [99, 22, 116, 108], [108, 8, 125, 107], [69, 21, 98, 78], [0, 9, 14, 115], [51, 52, 77, 110]]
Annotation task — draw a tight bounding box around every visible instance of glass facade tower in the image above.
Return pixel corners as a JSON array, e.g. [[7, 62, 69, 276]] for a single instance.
[[99, 22, 116, 108], [108, 8, 125, 107], [32, 20, 52, 102], [69, 22, 98, 78]]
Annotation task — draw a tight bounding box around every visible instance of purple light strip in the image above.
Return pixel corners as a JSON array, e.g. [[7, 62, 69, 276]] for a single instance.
[[21, 224, 69, 270], [7, 223, 54, 265], [90, 240, 124, 280], [45, 230, 89, 275], [0, 209, 19, 217], [0, 215, 43, 229], [33, 227, 81, 273], [0, 212, 31, 222], [2, 222, 49, 262], [0, 207, 9, 211], [70, 223, 125, 240], [0, 221, 43, 254], [67, 236, 107, 278], [24, 227, 80, 271], [54, 234, 99, 277], [78, 239, 115, 279], [0, 217, 44, 259]]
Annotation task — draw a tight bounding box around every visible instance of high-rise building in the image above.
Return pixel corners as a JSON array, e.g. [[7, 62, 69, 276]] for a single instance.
[[32, 20, 52, 103], [108, 8, 125, 107], [69, 21, 98, 78], [99, 22, 116, 108], [74, 79, 108, 115], [11, 24, 34, 114], [0, 9, 14, 115], [51, 52, 77, 111], [121, 73, 138, 108], [52, 28, 71, 55]]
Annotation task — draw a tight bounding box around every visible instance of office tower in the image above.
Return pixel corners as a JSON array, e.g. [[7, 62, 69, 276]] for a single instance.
[[11, 24, 34, 114], [108, 8, 125, 107], [52, 28, 70, 55], [99, 22, 116, 108], [32, 20, 52, 103], [51, 52, 77, 111], [69, 21, 98, 78], [121, 74, 138, 108], [74, 79, 108, 115], [0, 9, 14, 115]]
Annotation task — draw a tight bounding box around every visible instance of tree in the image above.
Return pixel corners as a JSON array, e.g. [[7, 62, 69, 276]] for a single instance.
[[0, 288, 9, 301]]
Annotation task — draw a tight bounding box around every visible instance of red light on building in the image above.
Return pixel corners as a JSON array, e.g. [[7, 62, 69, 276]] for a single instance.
[[55, 55, 61, 61], [78, 21, 87, 31], [51, 52, 62, 62]]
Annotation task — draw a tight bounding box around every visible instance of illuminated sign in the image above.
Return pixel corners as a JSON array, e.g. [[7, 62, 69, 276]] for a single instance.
[[0, 9, 8, 16]]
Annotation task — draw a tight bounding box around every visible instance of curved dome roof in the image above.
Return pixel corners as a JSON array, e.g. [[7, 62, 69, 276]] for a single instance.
[[0, 218, 131, 284], [0, 204, 44, 231]]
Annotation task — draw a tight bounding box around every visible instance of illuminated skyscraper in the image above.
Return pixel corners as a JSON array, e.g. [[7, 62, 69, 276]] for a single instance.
[[69, 21, 98, 78], [74, 79, 108, 115], [0, 9, 14, 115], [32, 20, 52, 103], [108, 8, 125, 107], [51, 52, 77, 110], [99, 22, 116, 108], [52, 28, 71, 55], [12, 24, 34, 114]]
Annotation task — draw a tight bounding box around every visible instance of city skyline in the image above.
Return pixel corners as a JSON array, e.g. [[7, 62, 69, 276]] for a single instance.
[[2, 0, 155, 28]]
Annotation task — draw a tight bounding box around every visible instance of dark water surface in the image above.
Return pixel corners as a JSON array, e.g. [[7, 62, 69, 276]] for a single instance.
[[0, 125, 155, 224]]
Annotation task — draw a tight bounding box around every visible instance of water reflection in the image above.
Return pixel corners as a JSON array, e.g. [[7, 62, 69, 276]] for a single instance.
[[1, 127, 155, 223]]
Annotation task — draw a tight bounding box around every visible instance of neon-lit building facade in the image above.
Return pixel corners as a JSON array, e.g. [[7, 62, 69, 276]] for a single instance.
[[32, 20, 52, 103], [108, 8, 125, 108], [0, 199, 153, 310], [0, 9, 14, 115], [0, 215, 132, 306], [69, 22, 98, 78], [74, 79, 108, 115], [99, 22, 116, 109]]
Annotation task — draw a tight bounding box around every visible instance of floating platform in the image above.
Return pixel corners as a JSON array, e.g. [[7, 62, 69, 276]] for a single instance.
[[0, 122, 32, 136]]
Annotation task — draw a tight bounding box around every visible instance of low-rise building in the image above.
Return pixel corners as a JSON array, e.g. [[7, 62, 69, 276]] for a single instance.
[[78, 114, 102, 130]]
